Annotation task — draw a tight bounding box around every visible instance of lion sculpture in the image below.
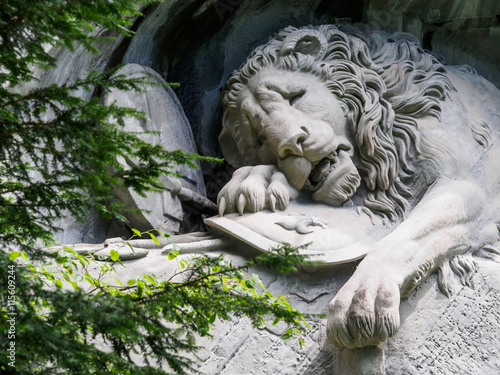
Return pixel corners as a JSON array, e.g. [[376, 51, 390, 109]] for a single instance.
[[217, 24, 500, 349]]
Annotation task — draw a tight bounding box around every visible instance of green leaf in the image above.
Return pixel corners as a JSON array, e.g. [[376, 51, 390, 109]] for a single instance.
[[127, 279, 136, 286], [280, 328, 293, 340], [299, 337, 306, 349], [208, 314, 216, 323], [167, 250, 179, 260], [131, 228, 141, 237], [144, 275, 156, 285], [126, 242, 136, 254], [61, 271, 71, 282], [55, 279, 63, 289], [9, 251, 20, 260], [149, 232, 160, 245], [110, 250, 120, 262], [244, 280, 255, 289], [63, 247, 78, 257], [157, 229, 169, 238]]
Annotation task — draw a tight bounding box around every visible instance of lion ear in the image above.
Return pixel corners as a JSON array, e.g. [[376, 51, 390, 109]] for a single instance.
[[279, 29, 328, 59]]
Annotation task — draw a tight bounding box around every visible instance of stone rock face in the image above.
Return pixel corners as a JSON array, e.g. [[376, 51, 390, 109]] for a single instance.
[[204, 22, 500, 371], [386, 259, 500, 375], [33, 29, 128, 245], [118, 0, 500, 162], [46, 0, 500, 373], [96, 245, 500, 374], [365, 0, 500, 86], [206, 202, 393, 264], [122, 0, 364, 158], [46, 0, 500, 240]]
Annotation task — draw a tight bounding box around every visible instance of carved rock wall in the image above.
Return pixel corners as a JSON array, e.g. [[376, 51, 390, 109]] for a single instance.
[[366, 0, 500, 86], [119, 0, 500, 159], [43, 0, 500, 241], [109, 0, 500, 207], [192, 258, 500, 374], [45, 1, 500, 373], [102, 247, 500, 374]]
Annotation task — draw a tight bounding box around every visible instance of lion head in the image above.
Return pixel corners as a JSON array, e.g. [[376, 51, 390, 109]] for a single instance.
[[219, 24, 454, 220]]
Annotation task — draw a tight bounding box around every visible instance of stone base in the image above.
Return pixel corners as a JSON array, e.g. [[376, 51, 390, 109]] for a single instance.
[[106, 245, 500, 374]]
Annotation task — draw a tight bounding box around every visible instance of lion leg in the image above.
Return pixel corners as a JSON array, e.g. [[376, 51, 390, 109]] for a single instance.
[[327, 179, 487, 348]]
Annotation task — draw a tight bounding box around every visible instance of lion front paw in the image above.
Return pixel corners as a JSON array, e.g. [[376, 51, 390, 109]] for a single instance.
[[327, 272, 401, 349], [217, 165, 298, 216]]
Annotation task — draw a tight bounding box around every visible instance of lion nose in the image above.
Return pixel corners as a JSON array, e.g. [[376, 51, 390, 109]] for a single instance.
[[277, 127, 308, 158]]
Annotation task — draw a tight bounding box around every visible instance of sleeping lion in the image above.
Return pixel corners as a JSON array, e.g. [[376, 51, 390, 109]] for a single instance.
[[216, 24, 500, 349]]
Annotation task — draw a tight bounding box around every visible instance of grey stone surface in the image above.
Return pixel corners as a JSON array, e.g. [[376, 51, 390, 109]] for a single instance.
[[206, 202, 392, 264], [22, 26, 134, 245], [386, 258, 500, 375], [94, 246, 149, 261], [31, 28, 128, 245], [209, 25, 500, 364], [97, 245, 500, 374], [117, 0, 500, 162], [335, 346, 385, 375], [44, 1, 500, 373], [191, 255, 500, 375], [46, 243, 104, 255], [101, 63, 206, 234], [365, 0, 500, 86], [122, 0, 363, 157], [46, 0, 500, 242]]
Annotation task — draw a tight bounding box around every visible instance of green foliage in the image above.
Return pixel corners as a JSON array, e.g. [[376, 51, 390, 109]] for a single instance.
[[1, 240, 311, 374], [0, 0, 209, 252], [0, 0, 149, 87], [0, 1, 314, 374], [249, 242, 313, 273], [0, 65, 205, 250]]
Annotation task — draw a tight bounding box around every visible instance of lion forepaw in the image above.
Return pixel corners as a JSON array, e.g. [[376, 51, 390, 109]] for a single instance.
[[327, 273, 401, 349], [218, 165, 297, 215]]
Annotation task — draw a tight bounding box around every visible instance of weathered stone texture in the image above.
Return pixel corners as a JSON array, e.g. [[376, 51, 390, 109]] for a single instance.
[[46, 1, 500, 373]]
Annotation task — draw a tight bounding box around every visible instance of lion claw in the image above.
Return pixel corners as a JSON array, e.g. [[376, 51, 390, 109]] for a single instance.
[[237, 194, 246, 215], [218, 196, 227, 217], [268, 195, 276, 212]]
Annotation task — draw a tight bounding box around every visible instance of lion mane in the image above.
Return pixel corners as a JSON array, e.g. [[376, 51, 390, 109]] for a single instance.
[[220, 24, 455, 220]]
